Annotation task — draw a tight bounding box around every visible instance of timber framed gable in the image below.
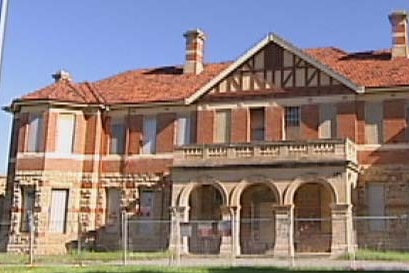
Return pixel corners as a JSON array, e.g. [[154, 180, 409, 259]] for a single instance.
[[186, 34, 364, 104]]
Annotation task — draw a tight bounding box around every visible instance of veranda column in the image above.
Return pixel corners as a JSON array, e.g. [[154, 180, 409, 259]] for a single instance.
[[168, 207, 178, 251], [273, 204, 294, 257], [168, 206, 190, 255], [231, 206, 241, 256], [179, 206, 190, 254], [219, 206, 233, 256], [330, 203, 354, 257]]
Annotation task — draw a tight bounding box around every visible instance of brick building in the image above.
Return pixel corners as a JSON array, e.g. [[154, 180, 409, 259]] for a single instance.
[[2, 11, 409, 255]]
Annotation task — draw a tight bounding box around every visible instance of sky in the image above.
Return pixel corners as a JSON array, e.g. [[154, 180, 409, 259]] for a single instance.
[[0, 0, 408, 174]]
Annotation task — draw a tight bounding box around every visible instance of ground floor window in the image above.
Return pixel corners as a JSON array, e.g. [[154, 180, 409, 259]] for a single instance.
[[49, 189, 69, 233], [20, 186, 35, 232]]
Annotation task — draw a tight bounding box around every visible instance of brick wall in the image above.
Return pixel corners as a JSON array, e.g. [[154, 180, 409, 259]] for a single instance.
[[383, 99, 407, 143], [231, 108, 248, 142], [197, 110, 214, 144], [265, 106, 283, 141], [301, 104, 318, 139], [337, 102, 357, 141], [156, 113, 176, 153]]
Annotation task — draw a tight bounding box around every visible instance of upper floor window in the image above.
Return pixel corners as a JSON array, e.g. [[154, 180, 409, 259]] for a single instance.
[[142, 115, 157, 154], [319, 104, 337, 139], [26, 113, 43, 152], [56, 113, 76, 153], [214, 109, 231, 143], [365, 102, 383, 144], [176, 113, 192, 146], [285, 106, 300, 140], [250, 108, 265, 141], [110, 118, 125, 154]]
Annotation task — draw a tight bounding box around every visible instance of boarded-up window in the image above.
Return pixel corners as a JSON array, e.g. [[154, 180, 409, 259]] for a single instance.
[[106, 188, 121, 232], [319, 104, 337, 139], [214, 110, 231, 143], [49, 189, 68, 233], [110, 118, 125, 154], [365, 102, 383, 144], [176, 113, 192, 146], [142, 115, 157, 154], [285, 106, 300, 140], [138, 190, 156, 235], [26, 114, 43, 152], [56, 114, 76, 153], [250, 108, 265, 141], [20, 186, 35, 232], [367, 184, 386, 231]]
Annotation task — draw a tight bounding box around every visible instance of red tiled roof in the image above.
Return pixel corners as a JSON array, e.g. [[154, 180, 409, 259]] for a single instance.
[[21, 81, 102, 104], [305, 47, 409, 88], [20, 63, 231, 105], [18, 46, 409, 106]]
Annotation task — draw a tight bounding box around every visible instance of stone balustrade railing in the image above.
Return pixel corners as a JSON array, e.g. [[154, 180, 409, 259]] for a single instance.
[[173, 139, 357, 167]]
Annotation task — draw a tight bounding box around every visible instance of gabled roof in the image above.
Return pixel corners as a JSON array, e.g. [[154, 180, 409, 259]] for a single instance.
[[12, 33, 409, 109], [185, 33, 365, 103]]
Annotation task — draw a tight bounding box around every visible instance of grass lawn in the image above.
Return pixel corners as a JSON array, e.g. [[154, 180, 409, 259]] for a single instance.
[[0, 251, 171, 264], [351, 249, 409, 262], [0, 266, 405, 273]]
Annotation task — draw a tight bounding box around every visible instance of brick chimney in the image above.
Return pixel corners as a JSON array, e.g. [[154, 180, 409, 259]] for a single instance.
[[52, 69, 71, 82], [389, 10, 408, 58], [183, 29, 206, 74]]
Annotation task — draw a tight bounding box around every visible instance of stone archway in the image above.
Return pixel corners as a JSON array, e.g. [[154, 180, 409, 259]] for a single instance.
[[188, 184, 224, 254], [292, 182, 335, 253], [239, 183, 279, 254]]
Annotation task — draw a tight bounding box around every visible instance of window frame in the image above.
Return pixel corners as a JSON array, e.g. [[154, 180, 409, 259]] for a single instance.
[[109, 118, 126, 155]]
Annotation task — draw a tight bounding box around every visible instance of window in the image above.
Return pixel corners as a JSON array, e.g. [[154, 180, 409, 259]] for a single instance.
[[110, 119, 125, 154], [250, 108, 265, 141], [367, 184, 386, 231], [319, 104, 337, 139], [285, 106, 300, 140], [26, 114, 43, 152], [138, 190, 156, 235], [365, 102, 383, 144], [20, 186, 35, 232], [176, 113, 192, 146], [214, 110, 231, 143], [49, 189, 69, 233], [142, 115, 157, 154], [106, 188, 121, 232], [56, 114, 76, 153]]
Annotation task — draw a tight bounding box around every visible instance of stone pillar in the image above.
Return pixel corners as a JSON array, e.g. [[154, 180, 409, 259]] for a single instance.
[[231, 206, 241, 256], [219, 206, 233, 256], [330, 203, 354, 257], [273, 205, 294, 257], [168, 206, 190, 255]]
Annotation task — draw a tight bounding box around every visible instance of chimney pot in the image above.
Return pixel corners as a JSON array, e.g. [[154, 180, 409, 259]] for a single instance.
[[183, 29, 206, 74], [52, 70, 72, 82], [389, 10, 408, 58]]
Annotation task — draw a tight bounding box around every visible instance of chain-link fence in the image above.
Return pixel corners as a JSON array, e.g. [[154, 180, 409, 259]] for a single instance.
[[0, 212, 407, 266]]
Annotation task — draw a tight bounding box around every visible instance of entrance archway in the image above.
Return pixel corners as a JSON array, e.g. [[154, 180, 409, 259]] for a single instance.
[[293, 183, 333, 253], [240, 183, 278, 254], [188, 184, 223, 254]]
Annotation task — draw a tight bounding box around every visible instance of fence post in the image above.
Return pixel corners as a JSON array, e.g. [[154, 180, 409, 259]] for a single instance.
[[28, 210, 34, 266], [77, 214, 82, 265], [175, 209, 181, 266], [122, 211, 128, 266]]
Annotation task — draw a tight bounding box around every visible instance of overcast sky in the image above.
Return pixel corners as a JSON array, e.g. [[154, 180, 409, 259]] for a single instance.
[[0, 0, 408, 174]]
